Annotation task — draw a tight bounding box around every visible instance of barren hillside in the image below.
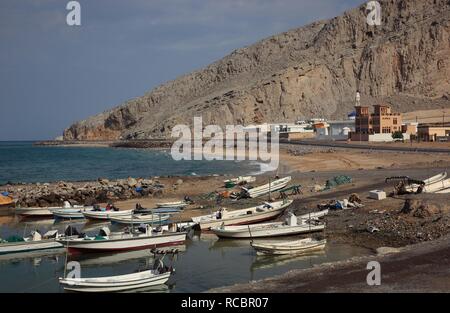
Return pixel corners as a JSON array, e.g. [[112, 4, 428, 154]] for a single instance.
[[64, 0, 450, 140]]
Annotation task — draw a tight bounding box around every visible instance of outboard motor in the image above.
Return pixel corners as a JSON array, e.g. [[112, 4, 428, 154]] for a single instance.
[[64, 225, 81, 237], [98, 226, 111, 237]]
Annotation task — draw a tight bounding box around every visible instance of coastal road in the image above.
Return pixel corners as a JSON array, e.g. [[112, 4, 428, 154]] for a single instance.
[[281, 139, 450, 153]]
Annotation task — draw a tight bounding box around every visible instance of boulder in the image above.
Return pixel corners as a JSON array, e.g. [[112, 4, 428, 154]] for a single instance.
[[127, 177, 138, 187]]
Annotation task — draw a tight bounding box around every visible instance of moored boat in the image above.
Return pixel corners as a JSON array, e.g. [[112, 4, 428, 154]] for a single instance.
[[0, 230, 64, 255], [59, 255, 173, 292], [60, 270, 171, 292], [191, 200, 293, 230], [251, 238, 327, 255], [211, 212, 326, 238], [82, 209, 134, 220], [57, 226, 187, 252], [53, 207, 94, 219], [16, 201, 93, 217], [110, 214, 170, 225], [155, 201, 188, 209], [242, 177, 291, 198]]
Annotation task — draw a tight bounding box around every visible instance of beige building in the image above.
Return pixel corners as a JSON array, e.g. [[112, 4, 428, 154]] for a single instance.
[[417, 124, 450, 142], [350, 104, 403, 141]]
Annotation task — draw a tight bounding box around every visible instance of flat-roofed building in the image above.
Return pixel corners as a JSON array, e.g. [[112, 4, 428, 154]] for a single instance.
[[350, 104, 405, 142], [417, 124, 450, 142]]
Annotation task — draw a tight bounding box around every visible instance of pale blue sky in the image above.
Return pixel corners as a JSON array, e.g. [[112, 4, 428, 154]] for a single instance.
[[0, 0, 364, 140]]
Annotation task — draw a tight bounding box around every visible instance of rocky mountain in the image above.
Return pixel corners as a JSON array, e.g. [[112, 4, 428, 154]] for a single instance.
[[63, 0, 450, 140]]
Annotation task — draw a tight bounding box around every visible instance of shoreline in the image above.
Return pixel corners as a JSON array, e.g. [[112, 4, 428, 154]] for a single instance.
[[209, 234, 450, 293], [2, 143, 450, 292]]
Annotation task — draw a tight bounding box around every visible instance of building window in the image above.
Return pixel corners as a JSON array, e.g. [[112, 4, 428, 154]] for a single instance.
[[393, 118, 397, 125]]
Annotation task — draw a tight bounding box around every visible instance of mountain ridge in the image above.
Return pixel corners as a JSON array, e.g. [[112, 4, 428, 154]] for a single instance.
[[63, 0, 450, 140]]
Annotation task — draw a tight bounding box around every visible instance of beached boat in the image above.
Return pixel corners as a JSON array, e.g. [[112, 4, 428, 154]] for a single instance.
[[297, 209, 329, 221], [59, 268, 171, 292], [210, 212, 326, 238], [224, 176, 256, 188], [53, 207, 94, 219], [242, 177, 291, 198], [110, 214, 170, 225], [82, 209, 134, 220], [423, 178, 450, 193], [191, 200, 293, 230], [16, 201, 93, 217], [405, 172, 447, 192], [0, 230, 64, 255], [435, 187, 450, 194], [251, 238, 327, 255], [0, 195, 14, 207], [57, 226, 187, 252], [155, 201, 188, 209]]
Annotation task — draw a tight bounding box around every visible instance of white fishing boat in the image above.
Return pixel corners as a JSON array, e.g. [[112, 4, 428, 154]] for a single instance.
[[16, 201, 93, 217], [53, 207, 94, 219], [435, 187, 450, 194], [423, 178, 450, 193], [251, 238, 327, 255], [82, 209, 134, 220], [224, 176, 256, 187], [191, 200, 293, 230], [242, 176, 291, 198], [210, 212, 326, 238], [405, 172, 447, 192], [155, 201, 188, 209], [110, 214, 170, 225], [298, 209, 329, 221], [59, 263, 172, 292], [135, 207, 182, 214], [57, 226, 187, 252], [0, 230, 64, 255]]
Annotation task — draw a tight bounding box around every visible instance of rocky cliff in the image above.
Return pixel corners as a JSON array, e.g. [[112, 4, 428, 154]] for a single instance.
[[63, 0, 450, 140]]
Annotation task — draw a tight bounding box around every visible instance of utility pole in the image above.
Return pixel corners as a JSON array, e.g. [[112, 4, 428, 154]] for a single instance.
[[443, 109, 445, 128], [356, 91, 361, 143]]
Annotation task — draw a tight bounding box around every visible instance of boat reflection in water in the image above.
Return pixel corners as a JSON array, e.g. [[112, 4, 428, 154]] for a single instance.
[[251, 250, 326, 271], [0, 248, 65, 264], [70, 244, 187, 268]]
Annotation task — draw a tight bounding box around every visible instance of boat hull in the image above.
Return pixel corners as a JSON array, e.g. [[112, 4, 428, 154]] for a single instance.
[[0, 239, 63, 255], [15, 208, 57, 217], [110, 214, 170, 225], [82, 210, 133, 220], [252, 239, 327, 255], [212, 224, 325, 238], [156, 202, 188, 209], [59, 232, 187, 252], [244, 177, 291, 198], [60, 271, 170, 292], [198, 209, 284, 230]]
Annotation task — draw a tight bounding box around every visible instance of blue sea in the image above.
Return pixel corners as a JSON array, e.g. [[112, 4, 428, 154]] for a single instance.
[[0, 142, 261, 184]]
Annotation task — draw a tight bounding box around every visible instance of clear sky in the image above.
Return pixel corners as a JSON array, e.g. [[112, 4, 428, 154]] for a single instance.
[[0, 0, 363, 141]]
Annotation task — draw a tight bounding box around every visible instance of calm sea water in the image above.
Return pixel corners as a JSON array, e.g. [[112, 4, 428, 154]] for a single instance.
[[0, 217, 371, 293], [0, 142, 260, 184]]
